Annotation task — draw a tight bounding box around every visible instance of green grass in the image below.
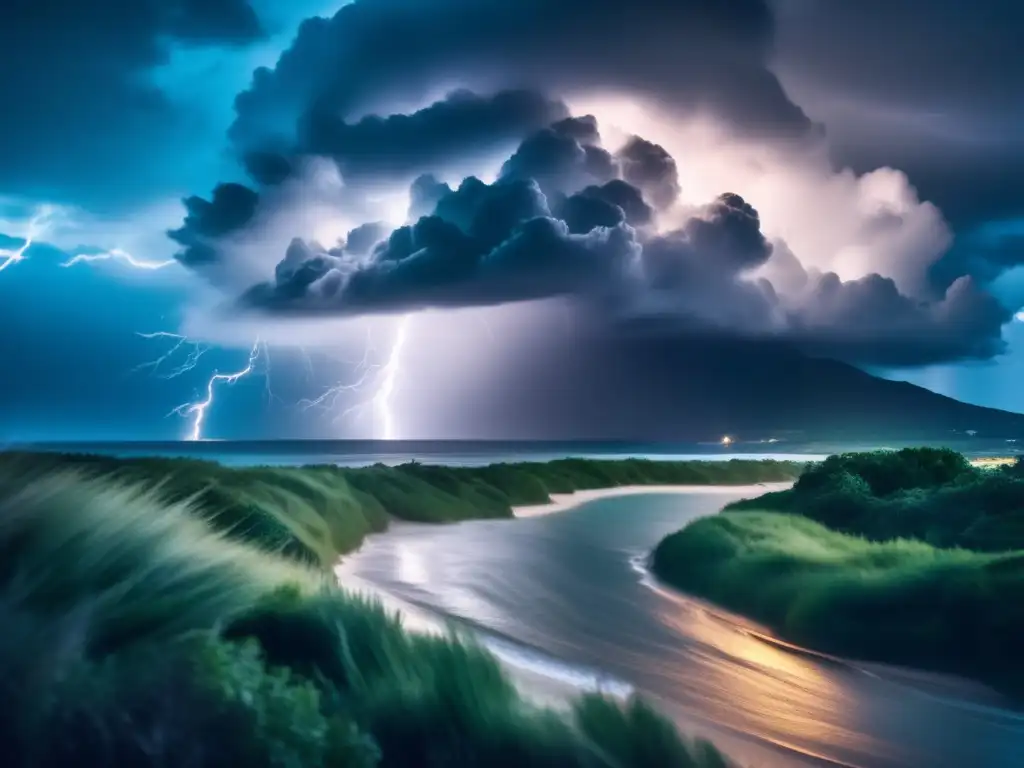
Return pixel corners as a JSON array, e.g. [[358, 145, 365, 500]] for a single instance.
[[724, 448, 1024, 550], [0, 451, 804, 568], [0, 455, 748, 767], [650, 449, 1024, 696]]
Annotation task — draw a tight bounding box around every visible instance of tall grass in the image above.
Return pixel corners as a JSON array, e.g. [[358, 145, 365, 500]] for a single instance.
[[651, 511, 1024, 696], [0, 461, 735, 767], [0, 451, 804, 567]]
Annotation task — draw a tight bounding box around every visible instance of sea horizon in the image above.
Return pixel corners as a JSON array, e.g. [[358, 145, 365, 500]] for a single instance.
[[7, 436, 1021, 467]]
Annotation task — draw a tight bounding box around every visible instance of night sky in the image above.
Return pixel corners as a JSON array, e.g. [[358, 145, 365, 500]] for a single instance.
[[2, 0, 1023, 441]]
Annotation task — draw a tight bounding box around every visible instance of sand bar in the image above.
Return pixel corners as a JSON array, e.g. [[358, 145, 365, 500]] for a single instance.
[[511, 482, 794, 518]]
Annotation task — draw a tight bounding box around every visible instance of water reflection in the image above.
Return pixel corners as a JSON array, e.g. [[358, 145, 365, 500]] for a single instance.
[[646, 578, 887, 765], [342, 491, 1024, 767]]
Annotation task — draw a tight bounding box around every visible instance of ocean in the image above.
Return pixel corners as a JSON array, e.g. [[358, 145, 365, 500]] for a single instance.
[[10, 437, 1022, 466]]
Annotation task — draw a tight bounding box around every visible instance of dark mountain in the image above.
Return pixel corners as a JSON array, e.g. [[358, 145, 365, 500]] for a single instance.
[[429, 331, 1024, 441]]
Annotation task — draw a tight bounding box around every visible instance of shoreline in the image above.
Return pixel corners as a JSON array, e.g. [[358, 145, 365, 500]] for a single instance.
[[511, 481, 794, 518], [338, 482, 795, 702]]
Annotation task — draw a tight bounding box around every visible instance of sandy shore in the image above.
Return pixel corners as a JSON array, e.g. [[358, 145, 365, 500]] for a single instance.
[[511, 482, 794, 518]]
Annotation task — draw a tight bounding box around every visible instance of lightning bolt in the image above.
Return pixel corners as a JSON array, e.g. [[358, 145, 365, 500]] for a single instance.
[[0, 204, 57, 272], [374, 315, 411, 440], [299, 315, 412, 439], [135, 315, 414, 442], [297, 322, 383, 433], [134, 332, 211, 379], [170, 341, 264, 441], [62, 249, 176, 270]]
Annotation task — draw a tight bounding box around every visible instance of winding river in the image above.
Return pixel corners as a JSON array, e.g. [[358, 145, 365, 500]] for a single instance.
[[336, 487, 1024, 767]]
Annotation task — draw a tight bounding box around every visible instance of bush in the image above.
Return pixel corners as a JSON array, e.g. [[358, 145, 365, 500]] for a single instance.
[[793, 447, 974, 497], [725, 448, 1024, 552]]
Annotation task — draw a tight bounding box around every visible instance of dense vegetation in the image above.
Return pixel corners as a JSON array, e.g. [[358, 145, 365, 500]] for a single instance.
[[0, 451, 794, 767], [651, 448, 1024, 696], [0, 451, 803, 568]]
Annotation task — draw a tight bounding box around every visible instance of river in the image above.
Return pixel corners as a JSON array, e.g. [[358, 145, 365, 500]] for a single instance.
[[336, 486, 1024, 768]]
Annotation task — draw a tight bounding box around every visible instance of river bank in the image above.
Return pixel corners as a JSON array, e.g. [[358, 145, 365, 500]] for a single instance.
[[650, 448, 1024, 700], [512, 482, 794, 517], [339, 479, 1024, 767]]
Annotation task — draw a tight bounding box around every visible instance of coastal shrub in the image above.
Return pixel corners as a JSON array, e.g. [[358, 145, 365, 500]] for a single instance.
[[725, 448, 1024, 551], [793, 447, 974, 497]]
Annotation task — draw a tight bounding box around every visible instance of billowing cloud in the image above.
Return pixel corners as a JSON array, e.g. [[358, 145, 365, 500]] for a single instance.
[[774, 0, 1024, 231], [243, 176, 638, 313], [168, 90, 578, 285], [287, 89, 568, 185], [615, 137, 681, 210], [169, 183, 261, 267], [229, 0, 816, 152], [499, 116, 617, 195], [159, 0, 1018, 373], [180, 111, 1011, 368]]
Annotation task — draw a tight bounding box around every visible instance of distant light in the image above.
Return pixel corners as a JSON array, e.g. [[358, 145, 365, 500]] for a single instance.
[[721, 435, 733, 446], [1016, 311, 1024, 323]]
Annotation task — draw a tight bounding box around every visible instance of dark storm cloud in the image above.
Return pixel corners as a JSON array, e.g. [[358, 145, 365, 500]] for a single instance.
[[557, 181, 654, 235], [499, 117, 617, 195], [615, 137, 681, 210], [774, 0, 1024, 231], [292, 89, 568, 184], [230, 113, 1009, 367], [0, 0, 263, 207], [650, 193, 773, 278], [343, 222, 391, 257], [409, 175, 453, 220], [244, 175, 639, 312], [931, 232, 1024, 290], [229, 0, 816, 152], [787, 273, 1010, 367], [168, 182, 260, 266], [170, 89, 571, 272]]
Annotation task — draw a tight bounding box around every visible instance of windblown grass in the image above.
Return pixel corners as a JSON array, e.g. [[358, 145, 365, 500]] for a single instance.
[[651, 510, 1024, 696], [0, 461, 734, 767], [0, 451, 804, 568]]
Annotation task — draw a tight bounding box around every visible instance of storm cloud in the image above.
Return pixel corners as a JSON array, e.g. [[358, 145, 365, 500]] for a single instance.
[[246, 89, 569, 187], [0, 0, 264, 207], [229, 0, 816, 152], [209, 114, 1011, 367], [774, 0, 1024, 232], [160, 0, 1021, 373]]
